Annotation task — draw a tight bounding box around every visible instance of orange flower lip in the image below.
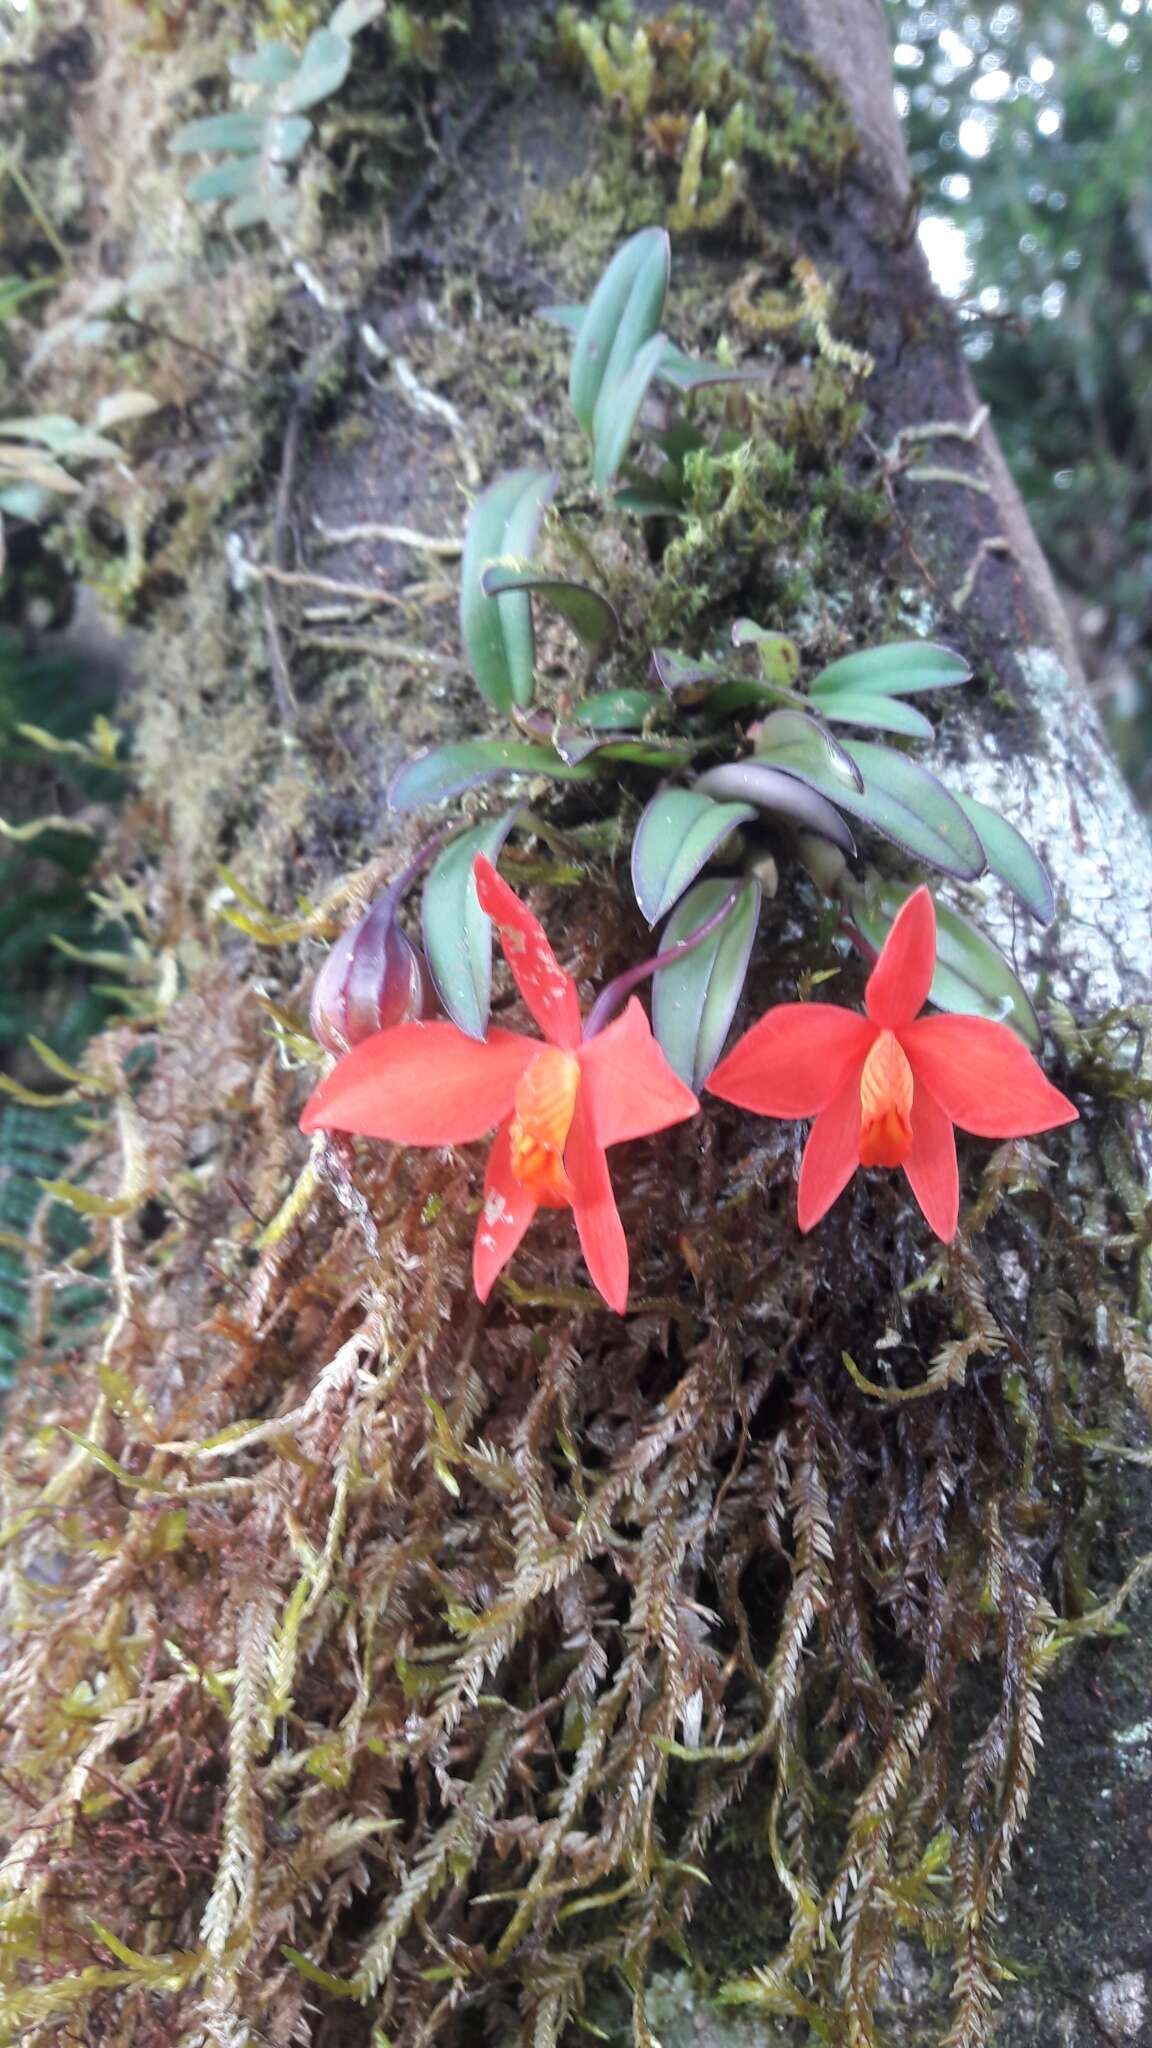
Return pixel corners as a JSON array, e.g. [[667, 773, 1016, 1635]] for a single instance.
[[858, 1030, 914, 1168], [508, 1048, 580, 1207]]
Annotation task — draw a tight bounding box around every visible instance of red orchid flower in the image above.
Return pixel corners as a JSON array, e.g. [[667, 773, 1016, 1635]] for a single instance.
[[706, 886, 1078, 1240], [300, 855, 699, 1313]]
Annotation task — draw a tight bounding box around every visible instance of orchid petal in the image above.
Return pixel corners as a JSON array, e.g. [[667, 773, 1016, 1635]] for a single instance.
[[300, 1021, 536, 1144], [578, 997, 699, 1149], [866, 885, 937, 1029], [797, 1074, 863, 1231], [902, 1015, 1079, 1138], [473, 1117, 539, 1302], [565, 1090, 629, 1313], [707, 1004, 875, 1118], [474, 855, 582, 1049], [903, 1082, 959, 1240]]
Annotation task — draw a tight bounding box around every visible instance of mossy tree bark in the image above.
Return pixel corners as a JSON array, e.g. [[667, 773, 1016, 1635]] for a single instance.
[[2, 3, 1151, 2046]]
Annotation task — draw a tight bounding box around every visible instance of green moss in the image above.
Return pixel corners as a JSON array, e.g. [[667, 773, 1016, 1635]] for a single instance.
[[556, 2, 858, 225]]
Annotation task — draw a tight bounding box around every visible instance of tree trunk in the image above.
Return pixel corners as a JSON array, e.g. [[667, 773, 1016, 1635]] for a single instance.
[[2, 4, 1151, 2046]]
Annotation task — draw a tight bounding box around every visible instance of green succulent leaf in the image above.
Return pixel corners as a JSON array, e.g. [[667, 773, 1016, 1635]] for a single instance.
[[631, 789, 757, 927], [328, 0, 386, 33], [568, 227, 670, 437], [809, 640, 972, 698], [653, 878, 762, 1089], [698, 676, 788, 720], [388, 739, 595, 812], [171, 112, 270, 154], [422, 812, 520, 1040], [265, 115, 315, 163], [613, 484, 688, 518], [186, 158, 263, 204], [747, 727, 984, 879], [479, 566, 620, 661], [543, 303, 751, 394], [650, 647, 728, 695], [952, 792, 1055, 924], [753, 708, 863, 791], [576, 689, 658, 731], [0, 415, 121, 458], [855, 884, 1041, 1049], [730, 621, 802, 688], [278, 28, 352, 110], [577, 737, 696, 769], [529, 726, 692, 770], [810, 691, 935, 740], [224, 185, 295, 231], [459, 469, 558, 711], [538, 303, 585, 335], [230, 41, 299, 84], [839, 740, 985, 878], [655, 341, 753, 392], [593, 329, 668, 491]]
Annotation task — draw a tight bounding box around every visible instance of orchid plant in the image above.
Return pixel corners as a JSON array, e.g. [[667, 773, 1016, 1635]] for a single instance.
[[299, 229, 1078, 1311], [303, 859, 698, 1311]]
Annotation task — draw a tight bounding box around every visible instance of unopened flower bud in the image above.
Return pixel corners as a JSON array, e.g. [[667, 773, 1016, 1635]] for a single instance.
[[310, 893, 432, 1055]]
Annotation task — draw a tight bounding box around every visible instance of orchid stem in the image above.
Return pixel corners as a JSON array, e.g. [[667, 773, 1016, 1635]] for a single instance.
[[390, 830, 447, 902], [582, 887, 739, 1040], [838, 916, 879, 967]]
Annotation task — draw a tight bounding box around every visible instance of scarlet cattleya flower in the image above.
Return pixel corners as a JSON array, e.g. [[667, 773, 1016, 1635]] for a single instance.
[[300, 855, 699, 1312], [706, 887, 1078, 1240]]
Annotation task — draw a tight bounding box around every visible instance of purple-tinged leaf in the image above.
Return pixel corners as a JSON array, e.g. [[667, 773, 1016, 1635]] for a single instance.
[[751, 732, 984, 879], [631, 788, 757, 926], [840, 740, 985, 878], [693, 763, 857, 856], [653, 878, 762, 1089], [388, 739, 596, 812], [753, 707, 863, 792], [952, 792, 1055, 924], [422, 811, 520, 1040]]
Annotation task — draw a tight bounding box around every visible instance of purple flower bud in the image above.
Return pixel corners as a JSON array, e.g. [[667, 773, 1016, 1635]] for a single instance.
[[310, 892, 433, 1056]]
